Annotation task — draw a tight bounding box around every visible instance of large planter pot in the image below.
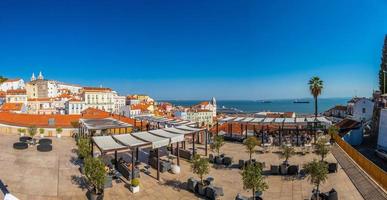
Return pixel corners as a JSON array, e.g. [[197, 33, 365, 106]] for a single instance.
[[197, 183, 206, 196], [171, 165, 181, 174], [88, 190, 103, 200], [215, 156, 223, 165], [130, 185, 140, 193], [57, 134, 62, 139], [40, 134, 44, 138]]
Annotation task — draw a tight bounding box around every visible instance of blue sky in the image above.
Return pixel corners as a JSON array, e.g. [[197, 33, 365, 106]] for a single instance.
[[0, 0, 386, 100]]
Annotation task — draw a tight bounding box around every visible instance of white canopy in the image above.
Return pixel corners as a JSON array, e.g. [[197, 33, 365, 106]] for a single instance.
[[219, 117, 235, 122], [233, 117, 245, 122], [241, 117, 254, 122], [263, 118, 274, 123], [149, 129, 185, 143], [175, 125, 204, 132], [132, 131, 170, 149], [296, 117, 306, 123], [250, 118, 264, 123], [274, 118, 285, 123], [92, 136, 127, 152], [113, 134, 148, 148], [284, 118, 295, 123], [305, 117, 316, 122]]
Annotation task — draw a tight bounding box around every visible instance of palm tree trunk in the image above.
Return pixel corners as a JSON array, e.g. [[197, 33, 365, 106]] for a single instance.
[[314, 96, 318, 119], [249, 152, 252, 162]]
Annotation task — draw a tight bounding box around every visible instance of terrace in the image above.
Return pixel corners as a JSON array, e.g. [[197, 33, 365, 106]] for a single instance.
[[0, 132, 364, 200]]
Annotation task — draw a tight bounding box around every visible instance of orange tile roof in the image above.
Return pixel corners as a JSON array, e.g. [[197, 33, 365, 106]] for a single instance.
[[0, 112, 81, 128], [82, 87, 112, 92], [3, 79, 21, 83], [0, 103, 23, 112], [28, 98, 54, 102], [6, 89, 26, 95], [199, 101, 210, 106], [0, 91, 6, 98]]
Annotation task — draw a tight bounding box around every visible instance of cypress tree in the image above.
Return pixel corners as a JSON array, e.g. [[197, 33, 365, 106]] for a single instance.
[[379, 35, 387, 93]]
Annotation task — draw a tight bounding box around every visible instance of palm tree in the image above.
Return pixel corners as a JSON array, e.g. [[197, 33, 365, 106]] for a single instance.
[[241, 163, 268, 199], [304, 160, 328, 199], [309, 76, 323, 143], [244, 136, 260, 161], [308, 76, 324, 119]]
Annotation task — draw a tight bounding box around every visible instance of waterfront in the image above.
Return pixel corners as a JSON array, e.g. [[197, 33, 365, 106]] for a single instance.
[[164, 98, 350, 114]]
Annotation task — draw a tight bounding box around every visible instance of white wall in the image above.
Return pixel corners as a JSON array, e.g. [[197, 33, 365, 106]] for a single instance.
[[352, 98, 374, 122], [378, 109, 387, 151]]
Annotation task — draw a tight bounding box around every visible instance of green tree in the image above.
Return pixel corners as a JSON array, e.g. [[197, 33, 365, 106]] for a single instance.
[[241, 163, 268, 199], [280, 145, 295, 164], [328, 125, 339, 141], [77, 138, 91, 159], [191, 154, 210, 184], [56, 127, 63, 135], [315, 137, 330, 161], [84, 157, 106, 195], [244, 136, 260, 161], [308, 76, 324, 119], [0, 76, 8, 84], [210, 135, 225, 156], [28, 126, 37, 138], [17, 128, 24, 136], [379, 35, 387, 93], [304, 160, 328, 199], [39, 128, 45, 136]]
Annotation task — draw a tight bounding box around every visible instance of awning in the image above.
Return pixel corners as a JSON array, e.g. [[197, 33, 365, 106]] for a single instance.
[[112, 134, 149, 148], [132, 131, 170, 149], [284, 118, 295, 123], [296, 117, 306, 123], [263, 118, 274, 123], [149, 129, 185, 143], [219, 117, 235, 122], [274, 118, 285, 123], [175, 125, 205, 132], [233, 117, 245, 122], [306, 117, 316, 122], [250, 118, 264, 123], [81, 118, 132, 130], [241, 117, 254, 122], [92, 136, 128, 152]]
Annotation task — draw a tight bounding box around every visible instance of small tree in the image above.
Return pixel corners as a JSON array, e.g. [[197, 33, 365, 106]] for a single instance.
[[244, 136, 260, 161], [56, 127, 63, 135], [241, 163, 268, 199], [17, 128, 23, 136], [28, 126, 37, 138], [315, 137, 330, 161], [211, 135, 225, 156], [191, 154, 210, 184], [304, 160, 328, 199], [280, 145, 295, 164], [77, 138, 91, 159], [39, 128, 45, 136], [328, 126, 339, 141], [84, 156, 106, 195]]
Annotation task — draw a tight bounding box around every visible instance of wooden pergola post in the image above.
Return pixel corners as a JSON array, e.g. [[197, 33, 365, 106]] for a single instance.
[[177, 142, 180, 166], [136, 147, 139, 161], [192, 133, 196, 156], [205, 129, 208, 156], [245, 124, 248, 139], [216, 122, 219, 136], [156, 148, 160, 181], [114, 150, 118, 169], [131, 150, 135, 180]]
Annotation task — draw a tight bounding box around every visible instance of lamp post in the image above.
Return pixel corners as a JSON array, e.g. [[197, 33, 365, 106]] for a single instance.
[[384, 70, 386, 94]]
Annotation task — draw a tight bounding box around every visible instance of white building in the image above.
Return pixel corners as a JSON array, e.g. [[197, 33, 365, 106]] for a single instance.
[[347, 97, 374, 122], [5, 89, 27, 105], [195, 97, 217, 117], [119, 105, 141, 117], [26, 72, 59, 98], [174, 110, 188, 120], [65, 100, 86, 115], [57, 82, 82, 95], [82, 87, 114, 112], [186, 109, 213, 126], [113, 91, 126, 115], [0, 79, 25, 91], [377, 109, 387, 151]]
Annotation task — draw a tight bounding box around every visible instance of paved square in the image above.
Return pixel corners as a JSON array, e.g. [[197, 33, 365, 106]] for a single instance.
[[0, 134, 363, 200]]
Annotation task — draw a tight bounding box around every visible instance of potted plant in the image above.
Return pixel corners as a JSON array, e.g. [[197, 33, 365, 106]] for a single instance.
[[244, 136, 260, 162], [191, 154, 210, 195], [39, 128, 45, 138], [56, 127, 63, 138], [130, 178, 140, 193], [304, 159, 328, 200], [315, 137, 330, 162], [210, 135, 225, 164], [241, 163, 268, 199], [28, 126, 37, 144], [280, 145, 295, 165], [17, 128, 25, 136], [78, 138, 91, 160], [328, 126, 338, 144], [84, 157, 106, 200]]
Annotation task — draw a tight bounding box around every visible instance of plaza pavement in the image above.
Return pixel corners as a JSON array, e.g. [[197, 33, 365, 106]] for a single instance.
[[0, 134, 364, 200]]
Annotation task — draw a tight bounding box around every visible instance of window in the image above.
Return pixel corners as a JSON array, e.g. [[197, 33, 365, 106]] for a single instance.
[[362, 108, 366, 114]]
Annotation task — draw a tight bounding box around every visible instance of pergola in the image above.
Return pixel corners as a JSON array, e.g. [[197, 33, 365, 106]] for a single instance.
[[79, 118, 133, 137], [91, 124, 206, 181], [217, 116, 332, 145], [134, 116, 198, 130]]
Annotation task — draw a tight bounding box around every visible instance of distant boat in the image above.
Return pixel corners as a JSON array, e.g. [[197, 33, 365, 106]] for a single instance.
[[293, 99, 310, 104], [257, 100, 272, 103]]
